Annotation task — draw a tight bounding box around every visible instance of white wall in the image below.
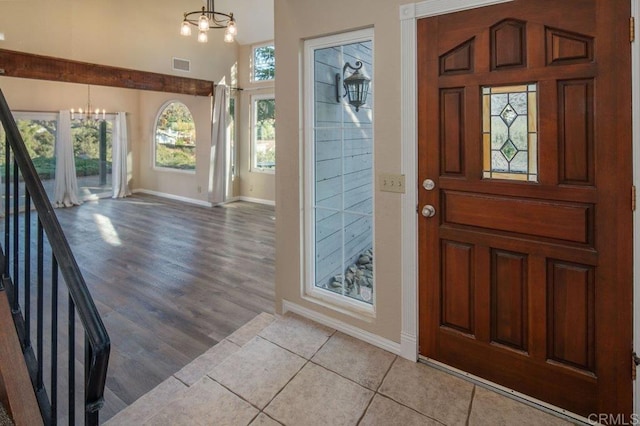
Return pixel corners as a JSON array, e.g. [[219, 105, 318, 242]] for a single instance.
[[275, 0, 405, 342]]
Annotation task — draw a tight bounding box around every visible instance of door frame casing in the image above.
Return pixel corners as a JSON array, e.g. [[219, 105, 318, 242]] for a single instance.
[[632, 0, 640, 415], [398, 0, 516, 362], [399, 0, 640, 413]]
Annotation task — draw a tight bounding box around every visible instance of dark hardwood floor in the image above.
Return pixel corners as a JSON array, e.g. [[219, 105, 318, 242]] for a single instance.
[[52, 194, 276, 420]]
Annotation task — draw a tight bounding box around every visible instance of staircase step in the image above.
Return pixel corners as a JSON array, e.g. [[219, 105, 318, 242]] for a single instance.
[[0, 403, 13, 426], [0, 290, 42, 426], [105, 312, 275, 425], [146, 376, 259, 425], [104, 376, 188, 425], [174, 340, 241, 386]]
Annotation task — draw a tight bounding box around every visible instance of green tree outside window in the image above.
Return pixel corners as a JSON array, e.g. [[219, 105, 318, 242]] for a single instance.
[[253, 44, 275, 81], [155, 102, 196, 170]]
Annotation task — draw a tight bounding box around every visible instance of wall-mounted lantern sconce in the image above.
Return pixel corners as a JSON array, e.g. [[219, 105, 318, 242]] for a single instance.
[[336, 61, 371, 112]]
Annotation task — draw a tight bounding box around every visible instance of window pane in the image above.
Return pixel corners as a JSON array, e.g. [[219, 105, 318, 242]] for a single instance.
[[482, 84, 538, 182], [16, 118, 57, 201], [253, 44, 275, 81], [343, 213, 373, 303], [252, 97, 275, 171], [315, 209, 343, 295], [8, 114, 116, 205], [155, 102, 196, 170], [311, 36, 374, 306], [72, 119, 112, 197]]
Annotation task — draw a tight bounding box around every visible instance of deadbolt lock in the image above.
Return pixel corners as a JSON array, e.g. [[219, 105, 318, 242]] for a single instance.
[[422, 179, 435, 191]]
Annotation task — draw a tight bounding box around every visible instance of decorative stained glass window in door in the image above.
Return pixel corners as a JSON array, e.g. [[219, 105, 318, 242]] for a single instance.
[[482, 84, 538, 182]]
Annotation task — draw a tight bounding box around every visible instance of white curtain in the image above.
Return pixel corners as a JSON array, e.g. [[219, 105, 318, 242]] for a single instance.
[[112, 112, 131, 199], [53, 110, 81, 208], [209, 84, 231, 205]]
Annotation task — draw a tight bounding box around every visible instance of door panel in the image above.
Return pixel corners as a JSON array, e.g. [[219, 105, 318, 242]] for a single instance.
[[417, 0, 632, 417]]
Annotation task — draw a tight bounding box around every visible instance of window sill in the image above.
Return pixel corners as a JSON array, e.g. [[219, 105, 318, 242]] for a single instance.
[[250, 168, 275, 175], [302, 286, 376, 322], [152, 166, 196, 175]]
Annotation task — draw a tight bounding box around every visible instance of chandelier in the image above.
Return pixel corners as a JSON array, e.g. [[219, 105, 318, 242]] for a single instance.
[[180, 0, 237, 43], [71, 85, 105, 121]]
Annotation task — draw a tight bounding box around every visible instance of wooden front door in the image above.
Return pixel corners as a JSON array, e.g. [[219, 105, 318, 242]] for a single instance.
[[417, 0, 633, 417]]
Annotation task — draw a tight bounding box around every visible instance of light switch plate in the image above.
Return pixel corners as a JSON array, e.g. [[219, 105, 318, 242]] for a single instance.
[[379, 173, 406, 193]]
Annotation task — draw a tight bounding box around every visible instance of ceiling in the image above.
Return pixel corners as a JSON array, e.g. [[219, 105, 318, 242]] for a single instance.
[[208, 0, 274, 45]]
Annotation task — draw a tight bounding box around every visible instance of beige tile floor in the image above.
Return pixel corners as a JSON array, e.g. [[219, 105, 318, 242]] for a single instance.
[[106, 312, 575, 426]]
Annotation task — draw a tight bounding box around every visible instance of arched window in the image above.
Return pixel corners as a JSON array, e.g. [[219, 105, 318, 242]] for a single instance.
[[154, 101, 196, 171]]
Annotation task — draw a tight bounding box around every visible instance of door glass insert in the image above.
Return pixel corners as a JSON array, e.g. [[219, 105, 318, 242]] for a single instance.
[[482, 84, 537, 182]]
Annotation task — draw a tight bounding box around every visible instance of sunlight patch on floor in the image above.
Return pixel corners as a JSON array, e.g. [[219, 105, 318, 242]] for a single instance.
[[93, 213, 122, 246]]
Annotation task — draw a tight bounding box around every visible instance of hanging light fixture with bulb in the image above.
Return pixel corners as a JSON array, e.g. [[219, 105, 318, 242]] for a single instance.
[[71, 85, 105, 122], [180, 0, 237, 44]]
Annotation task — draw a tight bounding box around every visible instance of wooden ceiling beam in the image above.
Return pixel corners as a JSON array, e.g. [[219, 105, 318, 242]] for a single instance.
[[0, 49, 214, 97]]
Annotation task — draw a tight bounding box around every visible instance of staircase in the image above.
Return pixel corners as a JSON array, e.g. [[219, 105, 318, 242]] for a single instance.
[[0, 88, 110, 425], [0, 287, 41, 425]]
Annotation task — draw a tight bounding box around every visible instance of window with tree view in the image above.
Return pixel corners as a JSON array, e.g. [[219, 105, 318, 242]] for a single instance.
[[253, 44, 275, 81], [4, 115, 58, 201], [252, 95, 275, 172], [72, 117, 113, 197], [1, 112, 114, 203], [155, 101, 196, 171]]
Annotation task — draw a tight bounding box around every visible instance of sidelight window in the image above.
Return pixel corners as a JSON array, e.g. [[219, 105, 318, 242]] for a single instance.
[[304, 28, 375, 313]]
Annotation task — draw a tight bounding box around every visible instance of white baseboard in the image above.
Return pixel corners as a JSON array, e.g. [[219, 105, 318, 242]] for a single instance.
[[132, 188, 212, 208], [238, 196, 276, 206], [282, 300, 402, 356], [400, 332, 418, 361]]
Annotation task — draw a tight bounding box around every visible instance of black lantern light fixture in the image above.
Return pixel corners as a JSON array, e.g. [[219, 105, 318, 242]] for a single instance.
[[180, 0, 237, 43], [336, 61, 371, 112]]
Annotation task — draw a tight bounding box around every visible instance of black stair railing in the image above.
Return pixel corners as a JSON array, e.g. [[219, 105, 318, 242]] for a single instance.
[[0, 89, 110, 425]]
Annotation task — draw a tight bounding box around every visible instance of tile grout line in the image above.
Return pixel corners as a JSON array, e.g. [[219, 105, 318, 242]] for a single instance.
[[254, 328, 356, 424], [373, 357, 447, 425], [374, 355, 398, 393], [352, 354, 398, 425], [172, 336, 244, 389], [257, 411, 285, 426], [172, 374, 190, 388], [195, 325, 314, 424], [309, 352, 446, 425], [466, 385, 477, 426], [206, 375, 265, 413], [196, 316, 336, 423], [355, 390, 377, 425], [253, 323, 336, 416], [246, 411, 261, 425], [258, 358, 312, 417]]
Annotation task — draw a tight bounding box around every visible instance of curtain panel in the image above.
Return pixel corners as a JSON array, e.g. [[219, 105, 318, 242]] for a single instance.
[[53, 110, 82, 208]]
